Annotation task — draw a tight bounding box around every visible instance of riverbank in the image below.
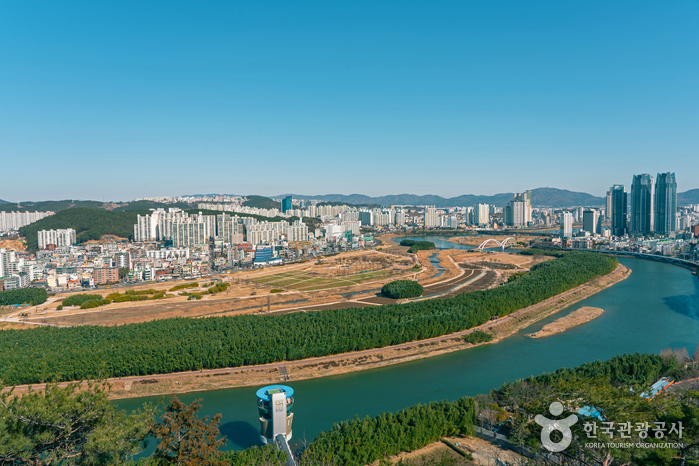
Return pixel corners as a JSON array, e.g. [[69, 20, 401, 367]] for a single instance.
[[70, 263, 629, 400], [525, 306, 604, 339]]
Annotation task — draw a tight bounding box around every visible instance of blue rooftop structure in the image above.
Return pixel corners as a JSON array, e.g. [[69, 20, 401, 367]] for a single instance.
[[577, 405, 605, 420], [640, 377, 674, 399], [256, 385, 294, 401]]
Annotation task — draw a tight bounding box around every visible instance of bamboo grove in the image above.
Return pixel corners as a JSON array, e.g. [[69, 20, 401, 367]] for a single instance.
[[0, 252, 617, 385]]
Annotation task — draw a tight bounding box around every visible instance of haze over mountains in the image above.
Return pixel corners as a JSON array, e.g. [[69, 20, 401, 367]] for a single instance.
[[2, 187, 699, 210], [280, 188, 605, 208]]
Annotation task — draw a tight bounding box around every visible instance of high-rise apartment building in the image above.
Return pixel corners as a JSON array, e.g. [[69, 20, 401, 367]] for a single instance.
[[172, 219, 207, 247], [582, 210, 601, 235], [216, 214, 244, 244], [0, 249, 13, 277], [504, 192, 531, 227], [394, 209, 406, 225], [286, 220, 309, 242], [560, 212, 573, 238], [605, 190, 613, 220], [630, 174, 654, 235], [610, 185, 627, 237], [0, 211, 54, 232], [358, 211, 373, 226], [473, 204, 490, 226], [37, 229, 76, 249], [423, 206, 438, 228], [654, 172, 677, 235]]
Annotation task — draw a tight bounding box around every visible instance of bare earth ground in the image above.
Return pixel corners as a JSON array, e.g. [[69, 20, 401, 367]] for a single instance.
[[19, 247, 506, 327], [7, 263, 629, 399], [448, 234, 547, 248], [19, 250, 426, 326], [368, 436, 523, 466], [525, 306, 604, 339], [0, 239, 25, 251]]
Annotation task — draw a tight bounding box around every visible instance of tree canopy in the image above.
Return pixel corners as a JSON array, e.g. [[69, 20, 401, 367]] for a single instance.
[[382, 280, 424, 299], [0, 253, 617, 385]]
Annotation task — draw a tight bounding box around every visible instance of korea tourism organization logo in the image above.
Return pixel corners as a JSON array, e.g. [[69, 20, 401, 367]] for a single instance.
[[535, 401, 686, 452], [535, 402, 578, 452]]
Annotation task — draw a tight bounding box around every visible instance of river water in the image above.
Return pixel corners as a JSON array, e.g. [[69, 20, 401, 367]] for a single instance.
[[116, 239, 699, 452]]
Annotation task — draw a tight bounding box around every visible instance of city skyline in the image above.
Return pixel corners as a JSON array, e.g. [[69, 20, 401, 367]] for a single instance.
[[1, 1, 698, 200]]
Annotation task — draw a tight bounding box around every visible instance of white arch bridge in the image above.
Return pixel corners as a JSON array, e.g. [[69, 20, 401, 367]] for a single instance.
[[476, 237, 515, 251]]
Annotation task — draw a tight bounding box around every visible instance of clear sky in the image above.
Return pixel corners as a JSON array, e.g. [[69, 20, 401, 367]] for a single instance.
[[1, 1, 697, 201]]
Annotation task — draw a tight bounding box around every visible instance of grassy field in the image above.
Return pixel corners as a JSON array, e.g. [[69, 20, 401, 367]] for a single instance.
[[249, 269, 402, 291]]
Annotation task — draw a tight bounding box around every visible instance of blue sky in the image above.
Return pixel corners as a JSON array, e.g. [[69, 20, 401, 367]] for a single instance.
[[1, 1, 697, 201]]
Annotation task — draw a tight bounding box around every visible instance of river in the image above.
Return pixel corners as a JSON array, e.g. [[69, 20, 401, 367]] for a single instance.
[[116, 240, 699, 453]]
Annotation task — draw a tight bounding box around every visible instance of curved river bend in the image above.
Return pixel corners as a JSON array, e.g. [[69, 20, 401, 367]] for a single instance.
[[117, 242, 699, 452]]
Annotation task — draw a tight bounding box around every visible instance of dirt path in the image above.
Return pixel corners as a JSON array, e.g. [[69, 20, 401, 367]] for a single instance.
[[7, 264, 630, 399]]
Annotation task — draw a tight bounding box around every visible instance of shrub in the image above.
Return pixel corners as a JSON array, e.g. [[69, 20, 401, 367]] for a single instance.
[[62, 294, 103, 307], [464, 330, 494, 344], [169, 282, 199, 292], [270, 289, 284, 293]]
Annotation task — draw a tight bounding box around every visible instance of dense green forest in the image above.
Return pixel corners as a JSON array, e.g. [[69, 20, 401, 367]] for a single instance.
[[400, 239, 437, 253], [0, 288, 48, 306], [0, 252, 616, 385], [519, 248, 569, 258], [382, 280, 424, 299], [18, 208, 149, 249], [481, 352, 699, 465], [304, 398, 475, 466]]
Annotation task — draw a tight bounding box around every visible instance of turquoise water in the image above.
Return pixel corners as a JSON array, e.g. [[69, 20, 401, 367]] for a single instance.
[[116, 250, 699, 452]]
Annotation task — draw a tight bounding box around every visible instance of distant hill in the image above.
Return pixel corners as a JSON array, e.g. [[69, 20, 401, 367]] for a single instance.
[[18, 208, 147, 250], [678, 189, 699, 205], [528, 188, 605, 207], [0, 200, 106, 213], [0, 199, 10, 204], [279, 188, 605, 208], [242, 195, 280, 210]]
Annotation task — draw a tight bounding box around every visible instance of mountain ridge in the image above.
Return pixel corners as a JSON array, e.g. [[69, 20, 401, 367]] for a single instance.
[[276, 188, 607, 208]]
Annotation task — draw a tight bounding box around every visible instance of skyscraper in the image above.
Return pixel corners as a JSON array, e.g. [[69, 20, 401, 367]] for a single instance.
[[582, 210, 601, 235], [630, 174, 653, 235], [610, 185, 627, 237], [654, 172, 677, 235], [560, 212, 573, 238], [605, 189, 613, 220], [281, 196, 293, 214]]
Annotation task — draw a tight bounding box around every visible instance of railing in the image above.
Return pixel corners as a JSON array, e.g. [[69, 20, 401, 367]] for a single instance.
[[274, 434, 297, 466]]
